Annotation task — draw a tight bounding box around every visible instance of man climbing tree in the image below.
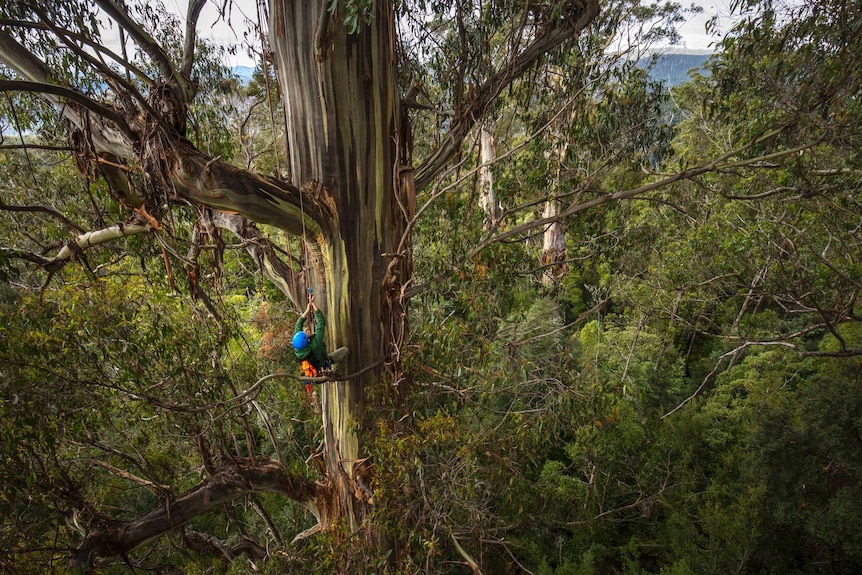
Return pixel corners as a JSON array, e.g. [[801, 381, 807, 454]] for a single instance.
[[293, 295, 349, 393]]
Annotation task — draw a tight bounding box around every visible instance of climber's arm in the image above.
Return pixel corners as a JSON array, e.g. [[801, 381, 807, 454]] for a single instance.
[[314, 309, 326, 334]]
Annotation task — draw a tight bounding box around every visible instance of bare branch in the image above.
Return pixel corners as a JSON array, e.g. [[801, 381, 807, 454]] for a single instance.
[[184, 531, 267, 563], [0, 197, 84, 233], [1, 220, 151, 272], [75, 458, 318, 568], [85, 459, 171, 491], [181, 0, 207, 79], [720, 186, 806, 200], [450, 531, 484, 575]]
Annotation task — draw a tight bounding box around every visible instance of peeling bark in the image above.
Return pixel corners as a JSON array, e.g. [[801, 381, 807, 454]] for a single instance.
[[269, 0, 403, 535]]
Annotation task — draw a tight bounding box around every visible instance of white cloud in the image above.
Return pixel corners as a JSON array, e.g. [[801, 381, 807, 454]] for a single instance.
[[677, 1, 737, 50]]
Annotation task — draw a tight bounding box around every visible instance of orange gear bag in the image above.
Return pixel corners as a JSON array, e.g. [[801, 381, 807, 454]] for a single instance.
[[300, 360, 317, 396], [300, 360, 318, 378]]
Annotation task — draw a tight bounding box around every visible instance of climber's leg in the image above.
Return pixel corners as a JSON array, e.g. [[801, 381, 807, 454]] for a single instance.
[[328, 347, 349, 374]]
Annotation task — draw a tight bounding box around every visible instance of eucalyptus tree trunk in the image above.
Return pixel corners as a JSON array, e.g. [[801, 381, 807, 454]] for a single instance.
[[268, 0, 407, 533], [479, 124, 501, 227], [541, 198, 567, 284], [542, 140, 568, 284]]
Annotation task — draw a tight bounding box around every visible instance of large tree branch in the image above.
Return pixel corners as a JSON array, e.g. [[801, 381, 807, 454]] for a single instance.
[[0, 57, 323, 266], [0, 28, 53, 83], [0, 20, 325, 249], [1, 220, 152, 272], [0, 78, 132, 137], [0, 79, 138, 145], [169, 145, 328, 240], [181, 0, 207, 79], [75, 458, 319, 569], [413, 1, 601, 191]]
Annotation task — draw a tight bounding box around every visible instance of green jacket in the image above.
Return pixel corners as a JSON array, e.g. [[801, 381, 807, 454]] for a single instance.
[[294, 309, 328, 369]]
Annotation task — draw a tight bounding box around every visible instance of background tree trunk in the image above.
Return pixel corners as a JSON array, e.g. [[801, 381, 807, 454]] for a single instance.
[[480, 124, 501, 228], [542, 140, 569, 284], [268, 0, 405, 533]]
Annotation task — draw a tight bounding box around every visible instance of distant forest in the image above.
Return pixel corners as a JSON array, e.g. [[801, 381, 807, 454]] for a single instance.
[[639, 51, 711, 86]]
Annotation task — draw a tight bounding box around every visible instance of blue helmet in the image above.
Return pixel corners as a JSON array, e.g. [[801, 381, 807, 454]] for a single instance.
[[292, 331, 309, 350]]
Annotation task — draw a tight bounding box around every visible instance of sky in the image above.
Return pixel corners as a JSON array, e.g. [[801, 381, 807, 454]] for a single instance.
[[165, 0, 263, 68], [124, 1, 737, 69], [678, 1, 737, 51]]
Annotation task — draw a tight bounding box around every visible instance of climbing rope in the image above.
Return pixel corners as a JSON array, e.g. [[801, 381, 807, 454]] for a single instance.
[[255, 0, 312, 316], [255, 0, 281, 180]]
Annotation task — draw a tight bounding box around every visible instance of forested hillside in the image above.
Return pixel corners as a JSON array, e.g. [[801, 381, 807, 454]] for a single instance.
[[2, 1, 861, 573], [639, 50, 711, 86]]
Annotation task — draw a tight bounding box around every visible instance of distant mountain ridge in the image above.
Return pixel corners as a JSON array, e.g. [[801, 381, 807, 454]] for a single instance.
[[231, 51, 713, 89], [232, 65, 255, 83], [638, 49, 713, 87]]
